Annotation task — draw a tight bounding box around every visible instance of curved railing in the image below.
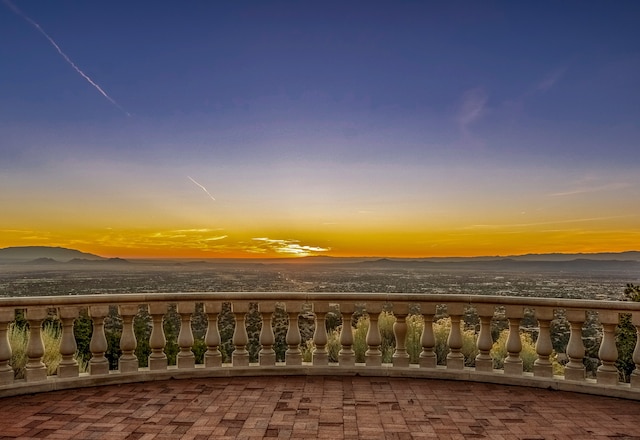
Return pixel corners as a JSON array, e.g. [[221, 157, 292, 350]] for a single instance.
[[1, 292, 639, 400]]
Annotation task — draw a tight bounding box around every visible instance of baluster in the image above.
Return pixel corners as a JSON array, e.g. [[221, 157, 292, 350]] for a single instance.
[[89, 305, 110, 375], [25, 307, 47, 382], [446, 303, 465, 370], [285, 302, 303, 366], [475, 304, 495, 372], [564, 309, 586, 381], [148, 303, 168, 370], [631, 312, 640, 388], [392, 303, 410, 367], [419, 303, 437, 368], [57, 306, 79, 378], [312, 302, 330, 366], [597, 311, 619, 385], [365, 302, 383, 367], [503, 305, 523, 375], [339, 303, 355, 366], [259, 302, 276, 366], [176, 302, 195, 369], [204, 302, 222, 367], [533, 307, 554, 378], [118, 304, 139, 373], [231, 302, 250, 367], [0, 308, 14, 385]]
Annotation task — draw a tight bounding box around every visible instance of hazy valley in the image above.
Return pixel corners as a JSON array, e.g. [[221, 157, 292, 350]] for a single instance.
[[1, 251, 638, 301]]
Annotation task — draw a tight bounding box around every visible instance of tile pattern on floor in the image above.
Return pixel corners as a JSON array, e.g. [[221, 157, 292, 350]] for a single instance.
[[0, 376, 639, 439]]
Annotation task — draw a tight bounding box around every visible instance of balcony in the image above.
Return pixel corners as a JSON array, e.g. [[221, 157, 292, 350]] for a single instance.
[[1, 292, 640, 438]]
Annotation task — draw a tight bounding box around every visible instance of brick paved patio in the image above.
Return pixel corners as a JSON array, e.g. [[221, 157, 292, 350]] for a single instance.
[[0, 376, 639, 439]]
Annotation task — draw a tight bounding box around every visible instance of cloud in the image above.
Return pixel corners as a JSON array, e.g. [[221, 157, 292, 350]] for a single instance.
[[537, 67, 567, 92], [457, 87, 488, 132], [119, 229, 229, 250], [250, 237, 330, 256]]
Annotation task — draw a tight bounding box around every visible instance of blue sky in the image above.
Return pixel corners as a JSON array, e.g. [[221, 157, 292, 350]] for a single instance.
[[1, 0, 640, 257]]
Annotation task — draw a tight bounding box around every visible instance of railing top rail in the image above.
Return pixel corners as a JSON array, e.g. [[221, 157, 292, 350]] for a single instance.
[[0, 292, 639, 312]]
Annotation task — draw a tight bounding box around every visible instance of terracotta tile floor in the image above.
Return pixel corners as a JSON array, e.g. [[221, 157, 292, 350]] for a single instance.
[[0, 376, 639, 439]]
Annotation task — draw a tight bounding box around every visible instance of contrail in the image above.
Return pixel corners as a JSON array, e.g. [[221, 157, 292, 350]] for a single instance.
[[188, 176, 216, 202], [3, 0, 130, 116]]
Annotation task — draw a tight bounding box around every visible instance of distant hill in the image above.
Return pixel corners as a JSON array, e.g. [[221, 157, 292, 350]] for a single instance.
[[67, 257, 130, 265], [26, 257, 63, 265], [283, 252, 640, 265], [355, 256, 640, 273], [0, 246, 105, 263], [502, 251, 640, 262]]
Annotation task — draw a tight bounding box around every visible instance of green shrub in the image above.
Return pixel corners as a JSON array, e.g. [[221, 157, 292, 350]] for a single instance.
[[433, 317, 478, 366]]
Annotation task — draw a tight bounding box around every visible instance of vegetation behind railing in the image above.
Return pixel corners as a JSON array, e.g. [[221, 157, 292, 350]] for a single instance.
[[1, 292, 639, 400]]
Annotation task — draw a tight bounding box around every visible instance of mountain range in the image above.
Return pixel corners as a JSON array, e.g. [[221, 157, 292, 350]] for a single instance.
[[0, 246, 105, 262], [0, 246, 639, 269]]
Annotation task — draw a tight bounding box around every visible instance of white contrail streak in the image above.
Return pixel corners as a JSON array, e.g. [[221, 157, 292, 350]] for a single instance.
[[3, 0, 130, 116], [188, 176, 216, 202]]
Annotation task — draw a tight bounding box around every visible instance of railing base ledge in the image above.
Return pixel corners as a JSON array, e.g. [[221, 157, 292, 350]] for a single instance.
[[1, 365, 639, 401]]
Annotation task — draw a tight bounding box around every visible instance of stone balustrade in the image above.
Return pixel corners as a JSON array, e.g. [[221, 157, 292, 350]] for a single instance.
[[1, 292, 639, 400]]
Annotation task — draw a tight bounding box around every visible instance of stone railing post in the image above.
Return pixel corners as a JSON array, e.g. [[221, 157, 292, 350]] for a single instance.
[[503, 305, 524, 376], [231, 302, 250, 367], [285, 302, 303, 366], [339, 303, 356, 366], [533, 307, 554, 378], [25, 307, 47, 382], [596, 311, 619, 385], [118, 304, 139, 373], [392, 303, 410, 367], [258, 302, 276, 366], [57, 306, 79, 378], [419, 303, 437, 368], [564, 309, 586, 381], [204, 302, 222, 367], [0, 308, 14, 385], [631, 312, 640, 388], [312, 302, 330, 366], [446, 303, 465, 370], [475, 304, 495, 372], [365, 302, 383, 367], [89, 305, 110, 375], [148, 303, 168, 370], [177, 302, 196, 369]]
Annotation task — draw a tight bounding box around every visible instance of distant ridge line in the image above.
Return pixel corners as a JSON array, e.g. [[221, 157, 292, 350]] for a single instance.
[[0, 246, 639, 264]]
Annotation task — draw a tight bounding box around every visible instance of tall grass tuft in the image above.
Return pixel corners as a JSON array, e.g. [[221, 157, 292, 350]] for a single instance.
[[304, 312, 481, 366], [8, 324, 27, 378], [9, 322, 66, 378]]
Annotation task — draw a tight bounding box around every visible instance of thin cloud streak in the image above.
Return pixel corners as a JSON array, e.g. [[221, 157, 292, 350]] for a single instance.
[[3, 0, 129, 116], [549, 182, 631, 197], [537, 67, 566, 91], [187, 176, 216, 202], [464, 215, 636, 230], [457, 87, 488, 132]]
